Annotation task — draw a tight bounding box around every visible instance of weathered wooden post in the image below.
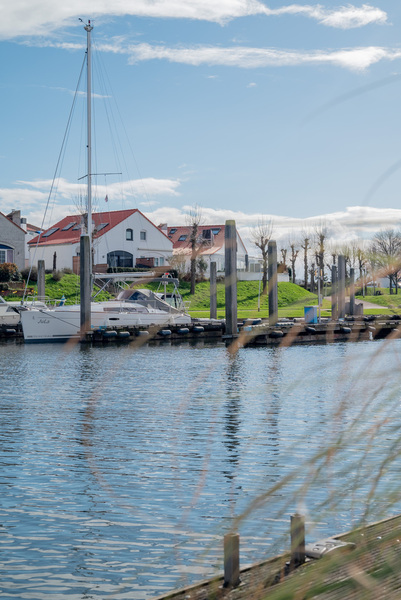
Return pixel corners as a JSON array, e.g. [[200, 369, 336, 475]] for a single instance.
[[268, 240, 278, 326], [80, 235, 91, 338], [331, 265, 338, 321], [224, 220, 237, 337], [37, 260, 45, 301], [349, 267, 355, 316], [290, 513, 305, 569], [337, 255, 346, 319], [210, 261, 217, 320], [224, 533, 240, 588]]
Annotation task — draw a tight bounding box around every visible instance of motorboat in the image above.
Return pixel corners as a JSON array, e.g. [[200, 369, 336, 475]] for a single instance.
[[0, 296, 21, 327]]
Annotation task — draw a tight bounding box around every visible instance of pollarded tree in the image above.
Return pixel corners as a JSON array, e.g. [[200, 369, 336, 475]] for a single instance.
[[186, 205, 206, 295], [251, 217, 274, 295], [370, 229, 401, 294]]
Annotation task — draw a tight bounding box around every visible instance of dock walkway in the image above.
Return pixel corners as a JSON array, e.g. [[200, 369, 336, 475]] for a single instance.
[[152, 514, 401, 600]]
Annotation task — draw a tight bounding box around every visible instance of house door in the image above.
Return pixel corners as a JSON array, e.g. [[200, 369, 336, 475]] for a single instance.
[[107, 251, 133, 269]]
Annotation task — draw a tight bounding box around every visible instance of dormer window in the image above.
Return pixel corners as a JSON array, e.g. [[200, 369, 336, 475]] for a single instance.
[[126, 228, 133, 241]]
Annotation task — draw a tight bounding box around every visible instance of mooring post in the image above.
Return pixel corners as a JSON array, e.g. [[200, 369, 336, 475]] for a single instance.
[[349, 267, 355, 316], [80, 235, 91, 338], [331, 265, 338, 321], [290, 513, 305, 569], [210, 261, 217, 320], [37, 260, 45, 301], [337, 255, 346, 319], [224, 220, 237, 337], [224, 533, 240, 588], [268, 240, 278, 326]]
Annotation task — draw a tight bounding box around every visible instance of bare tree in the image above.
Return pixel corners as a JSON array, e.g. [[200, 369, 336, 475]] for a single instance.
[[251, 218, 274, 294], [300, 231, 311, 290], [370, 229, 401, 294], [314, 222, 329, 287], [289, 240, 299, 284], [186, 206, 205, 295]]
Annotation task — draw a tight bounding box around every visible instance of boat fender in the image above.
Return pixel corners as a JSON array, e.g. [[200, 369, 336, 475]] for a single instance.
[[136, 330, 149, 336], [340, 326, 352, 334], [305, 326, 316, 334], [252, 318, 262, 325], [117, 331, 130, 338], [193, 326, 204, 333], [158, 329, 172, 336], [103, 330, 118, 338], [177, 327, 189, 334], [269, 330, 284, 338], [368, 325, 376, 332]]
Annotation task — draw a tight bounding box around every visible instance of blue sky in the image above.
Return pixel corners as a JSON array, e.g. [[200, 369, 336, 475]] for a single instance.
[[1, 1, 401, 251]]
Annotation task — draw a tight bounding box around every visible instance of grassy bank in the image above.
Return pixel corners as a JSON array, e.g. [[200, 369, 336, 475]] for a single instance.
[[4, 273, 397, 317]]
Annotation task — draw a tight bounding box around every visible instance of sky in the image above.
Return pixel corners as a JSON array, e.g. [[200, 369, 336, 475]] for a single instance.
[[1, 1, 401, 254]]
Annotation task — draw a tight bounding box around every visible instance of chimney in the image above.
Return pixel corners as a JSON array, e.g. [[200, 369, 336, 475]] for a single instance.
[[20, 218, 27, 232], [9, 210, 21, 227], [159, 223, 168, 235]]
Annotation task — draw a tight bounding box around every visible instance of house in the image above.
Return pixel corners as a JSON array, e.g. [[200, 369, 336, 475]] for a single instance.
[[161, 224, 248, 277], [0, 210, 26, 271], [28, 209, 173, 272]]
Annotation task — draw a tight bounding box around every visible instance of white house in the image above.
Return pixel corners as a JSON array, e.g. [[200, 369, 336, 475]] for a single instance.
[[28, 209, 173, 272], [162, 224, 248, 277], [0, 210, 26, 271]]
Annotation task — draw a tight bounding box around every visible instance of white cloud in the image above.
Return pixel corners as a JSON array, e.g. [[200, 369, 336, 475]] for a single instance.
[[144, 205, 401, 254], [124, 43, 401, 71], [0, 2, 387, 39]]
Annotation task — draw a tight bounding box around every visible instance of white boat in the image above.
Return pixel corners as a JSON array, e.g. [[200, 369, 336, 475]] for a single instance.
[[20, 22, 191, 343], [20, 300, 190, 342], [0, 296, 21, 327]]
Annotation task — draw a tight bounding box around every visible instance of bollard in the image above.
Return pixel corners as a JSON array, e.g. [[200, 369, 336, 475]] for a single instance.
[[290, 513, 305, 569], [224, 532, 240, 588]]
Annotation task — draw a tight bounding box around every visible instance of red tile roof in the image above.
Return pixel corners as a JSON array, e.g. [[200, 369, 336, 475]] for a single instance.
[[167, 225, 225, 256], [28, 209, 139, 246]]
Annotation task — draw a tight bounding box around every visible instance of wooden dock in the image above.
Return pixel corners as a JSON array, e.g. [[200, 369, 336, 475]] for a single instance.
[[151, 514, 401, 600], [2, 315, 401, 346]]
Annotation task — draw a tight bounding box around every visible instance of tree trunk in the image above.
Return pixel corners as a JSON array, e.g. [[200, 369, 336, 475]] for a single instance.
[[190, 256, 196, 294]]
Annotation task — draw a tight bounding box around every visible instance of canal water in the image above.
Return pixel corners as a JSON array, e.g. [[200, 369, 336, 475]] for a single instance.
[[1, 338, 401, 598]]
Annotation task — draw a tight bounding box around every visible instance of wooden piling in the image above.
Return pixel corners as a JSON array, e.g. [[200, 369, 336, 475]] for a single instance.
[[331, 265, 338, 321], [268, 240, 278, 326], [37, 260, 45, 301], [337, 255, 346, 319], [290, 513, 305, 569], [210, 261, 217, 320], [80, 235, 91, 338], [349, 268, 355, 316], [224, 220, 237, 337], [224, 532, 240, 588]]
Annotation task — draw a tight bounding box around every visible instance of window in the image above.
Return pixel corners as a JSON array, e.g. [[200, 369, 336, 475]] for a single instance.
[[96, 223, 109, 232], [169, 228, 177, 235], [202, 229, 212, 240], [211, 228, 220, 235], [178, 234, 187, 241], [62, 222, 76, 231], [0, 245, 13, 264], [126, 228, 133, 241], [140, 231, 146, 241], [107, 251, 133, 269], [42, 227, 59, 238]]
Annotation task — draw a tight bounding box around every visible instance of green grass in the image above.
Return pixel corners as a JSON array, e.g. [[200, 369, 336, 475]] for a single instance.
[[356, 293, 401, 311], [4, 273, 112, 303]]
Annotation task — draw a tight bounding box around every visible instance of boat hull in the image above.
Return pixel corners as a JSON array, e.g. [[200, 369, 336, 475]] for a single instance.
[[20, 303, 191, 342]]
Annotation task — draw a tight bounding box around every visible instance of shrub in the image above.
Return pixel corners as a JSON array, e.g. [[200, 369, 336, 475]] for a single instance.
[[0, 263, 21, 282], [21, 266, 38, 282], [51, 270, 62, 282], [62, 268, 73, 275], [0, 282, 9, 292]]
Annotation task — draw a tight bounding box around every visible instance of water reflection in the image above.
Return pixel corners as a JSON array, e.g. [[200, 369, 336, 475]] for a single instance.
[[1, 340, 401, 598]]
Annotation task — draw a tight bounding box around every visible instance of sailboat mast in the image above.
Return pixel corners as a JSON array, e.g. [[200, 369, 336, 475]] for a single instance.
[[84, 20, 93, 239]]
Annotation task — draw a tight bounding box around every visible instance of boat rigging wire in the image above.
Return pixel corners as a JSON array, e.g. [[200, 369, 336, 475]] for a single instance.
[[23, 54, 87, 302]]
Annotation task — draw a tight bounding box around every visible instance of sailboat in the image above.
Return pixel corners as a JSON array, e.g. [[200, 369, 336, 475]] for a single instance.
[[20, 22, 191, 342]]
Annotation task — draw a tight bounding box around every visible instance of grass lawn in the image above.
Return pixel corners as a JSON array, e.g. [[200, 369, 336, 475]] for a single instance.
[[3, 273, 395, 318]]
